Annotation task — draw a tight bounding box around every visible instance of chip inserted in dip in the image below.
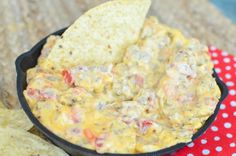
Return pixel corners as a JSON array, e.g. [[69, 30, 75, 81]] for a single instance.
[[21, 0, 221, 154]]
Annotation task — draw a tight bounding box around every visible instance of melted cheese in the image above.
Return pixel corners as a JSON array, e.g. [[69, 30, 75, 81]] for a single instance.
[[24, 17, 220, 154]]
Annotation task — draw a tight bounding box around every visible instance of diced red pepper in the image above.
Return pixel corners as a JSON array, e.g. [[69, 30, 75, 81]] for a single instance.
[[27, 87, 56, 100], [138, 120, 153, 134], [134, 74, 144, 87], [27, 88, 35, 96], [142, 120, 153, 127], [95, 134, 106, 148], [83, 129, 97, 143], [95, 137, 104, 148], [62, 70, 74, 86]]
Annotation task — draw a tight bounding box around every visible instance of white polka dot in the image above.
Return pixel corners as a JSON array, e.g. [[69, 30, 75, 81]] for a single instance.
[[234, 57, 236, 61], [187, 142, 194, 148], [187, 154, 194, 156], [229, 90, 236, 96], [215, 146, 222, 152], [201, 139, 207, 144], [210, 46, 217, 51], [234, 64, 236, 68], [211, 126, 218, 131], [221, 51, 228, 56], [212, 52, 218, 57], [225, 66, 231, 70], [215, 68, 221, 73], [214, 136, 220, 141], [227, 133, 233, 138], [213, 60, 219, 65], [220, 104, 226, 110], [202, 149, 210, 155], [224, 58, 231, 63], [230, 101, 236, 107], [233, 112, 236, 116], [226, 81, 234, 87], [222, 113, 229, 118], [230, 142, 236, 147], [224, 122, 232, 128], [225, 73, 232, 79], [232, 153, 236, 156]]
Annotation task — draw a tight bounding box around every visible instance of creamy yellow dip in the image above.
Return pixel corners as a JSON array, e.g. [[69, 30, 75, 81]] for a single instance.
[[24, 17, 220, 154]]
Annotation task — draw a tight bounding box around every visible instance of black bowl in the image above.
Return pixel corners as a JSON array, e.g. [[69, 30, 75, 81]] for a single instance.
[[16, 28, 228, 156]]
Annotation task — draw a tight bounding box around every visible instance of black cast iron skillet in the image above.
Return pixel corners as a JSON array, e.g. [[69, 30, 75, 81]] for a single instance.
[[15, 28, 228, 156]]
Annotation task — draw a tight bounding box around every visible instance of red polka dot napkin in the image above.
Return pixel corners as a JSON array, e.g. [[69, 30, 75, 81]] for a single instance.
[[173, 47, 236, 156]]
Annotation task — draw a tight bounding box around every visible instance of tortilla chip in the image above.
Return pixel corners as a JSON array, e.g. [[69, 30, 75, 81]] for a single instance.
[[0, 127, 68, 156], [41, 0, 151, 71], [0, 108, 33, 130]]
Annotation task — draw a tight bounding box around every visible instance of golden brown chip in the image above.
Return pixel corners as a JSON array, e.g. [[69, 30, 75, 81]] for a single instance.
[[0, 108, 33, 130], [0, 127, 68, 156]]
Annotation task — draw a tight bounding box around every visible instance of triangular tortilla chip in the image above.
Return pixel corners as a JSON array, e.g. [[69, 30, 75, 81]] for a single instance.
[[0, 108, 33, 130], [0, 127, 68, 156], [41, 0, 151, 71]]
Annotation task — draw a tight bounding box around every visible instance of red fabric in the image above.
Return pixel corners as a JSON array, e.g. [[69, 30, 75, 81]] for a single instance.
[[172, 46, 236, 156]]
